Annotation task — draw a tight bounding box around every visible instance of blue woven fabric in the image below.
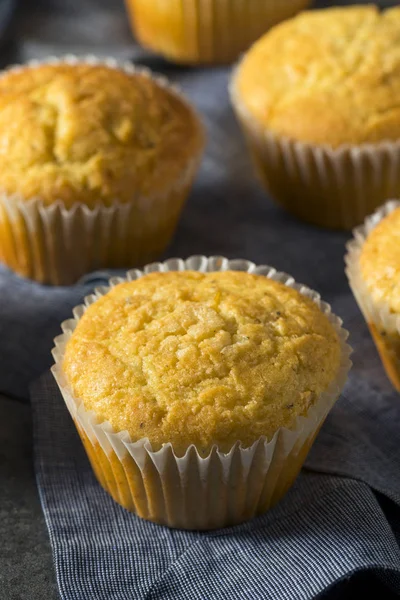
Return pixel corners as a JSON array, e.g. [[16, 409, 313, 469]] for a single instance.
[[31, 367, 400, 600], [1, 1, 399, 598]]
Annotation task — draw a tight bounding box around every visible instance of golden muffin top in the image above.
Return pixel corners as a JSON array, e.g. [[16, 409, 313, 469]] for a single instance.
[[234, 5, 400, 148], [360, 207, 400, 314], [0, 62, 203, 208], [63, 270, 341, 455]]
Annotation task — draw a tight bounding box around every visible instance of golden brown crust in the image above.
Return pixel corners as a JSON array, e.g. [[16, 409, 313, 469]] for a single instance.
[[360, 206, 400, 314], [62, 270, 341, 455], [235, 6, 400, 148], [0, 63, 204, 207]]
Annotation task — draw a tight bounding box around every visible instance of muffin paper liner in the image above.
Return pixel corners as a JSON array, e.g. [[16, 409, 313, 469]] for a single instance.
[[345, 200, 400, 390], [0, 55, 204, 285], [126, 0, 311, 65], [230, 76, 400, 230], [52, 256, 351, 530]]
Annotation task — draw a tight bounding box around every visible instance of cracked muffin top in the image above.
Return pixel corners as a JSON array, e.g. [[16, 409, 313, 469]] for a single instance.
[[0, 62, 203, 208], [62, 270, 341, 455], [360, 206, 400, 314], [234, 5, 400, 148]]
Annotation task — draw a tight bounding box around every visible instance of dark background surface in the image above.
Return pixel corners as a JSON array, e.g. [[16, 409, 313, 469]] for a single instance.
[[0, 1, 399, 599]]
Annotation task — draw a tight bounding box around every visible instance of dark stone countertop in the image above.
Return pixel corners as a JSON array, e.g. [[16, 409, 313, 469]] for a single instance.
[[0, 395, 58, 600]]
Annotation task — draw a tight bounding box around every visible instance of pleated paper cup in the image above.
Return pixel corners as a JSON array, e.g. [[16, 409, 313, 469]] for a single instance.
[[0, 56, 204, 285], [346, 201, 400, 391], [52, 255, 351, 530], [230, 76, 400, 230], [125, 0, 312, 65]]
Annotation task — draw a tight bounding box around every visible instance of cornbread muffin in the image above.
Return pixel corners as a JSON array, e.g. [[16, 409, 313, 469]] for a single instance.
[[360, 208, 400, 314], [235, 6, 400, 148], [0, 63, 202, 207], [125, 0, 311, 65], [0, 59, 204, 284], [63, 270, 341, 454], [231, 5, 400, 229], [350, 204, 400, 390], [54, 259, 350, 529]]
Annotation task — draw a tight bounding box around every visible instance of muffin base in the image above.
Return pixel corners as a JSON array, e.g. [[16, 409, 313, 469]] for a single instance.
[[0, 169, 197, 285], [126, 0, 311, 65], [52, 256, 351, 530], [77, 422, 319, 529], [0, 56, 204, 285], [346, 200, 400, 391], [230, 80, 400, 230], [368, 324, 400, 391]]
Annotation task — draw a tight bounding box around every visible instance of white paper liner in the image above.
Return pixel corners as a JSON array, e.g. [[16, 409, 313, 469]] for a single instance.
[[345, 201, 400, 391], [230, 71, 400, 230], [52, 256, 351, 529], [127, 0, 311, 65], [0, 55, 204, 285]]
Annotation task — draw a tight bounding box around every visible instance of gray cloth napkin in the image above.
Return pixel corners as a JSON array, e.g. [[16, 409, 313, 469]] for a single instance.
[[2, 0, 400, 598], [31, 367, 400, 600]]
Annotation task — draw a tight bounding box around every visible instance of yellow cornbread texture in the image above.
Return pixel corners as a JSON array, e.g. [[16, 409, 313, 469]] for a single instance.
[[63, 270, 341, 455], [0, 63, 203, 207], [235, 5, 400, 148], [360, 207, 400, 315]]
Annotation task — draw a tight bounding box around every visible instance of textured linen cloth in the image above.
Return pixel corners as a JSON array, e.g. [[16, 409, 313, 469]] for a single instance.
[[1, 0, 400, 598]]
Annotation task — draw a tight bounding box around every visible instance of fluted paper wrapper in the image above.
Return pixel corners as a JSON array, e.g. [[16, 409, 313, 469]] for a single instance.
[[230, 78, 400, 230], [126, 0, 311, 65], [0, 56, 204, 285], [52, 256, 351, 530], [346, 201, 400, 390]]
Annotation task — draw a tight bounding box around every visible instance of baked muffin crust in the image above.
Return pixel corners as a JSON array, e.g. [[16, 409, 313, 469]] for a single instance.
[[235, 5, 400, 148], [63, 270, 341, 455], [360, 207, 400, 314], [0, 63, 203, 207]]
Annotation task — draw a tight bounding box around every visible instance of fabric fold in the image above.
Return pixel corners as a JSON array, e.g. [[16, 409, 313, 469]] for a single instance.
[[31, 371, 400, 600]]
